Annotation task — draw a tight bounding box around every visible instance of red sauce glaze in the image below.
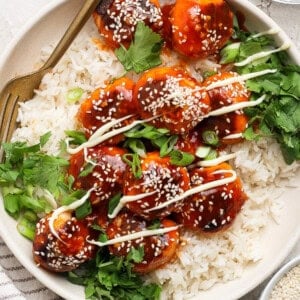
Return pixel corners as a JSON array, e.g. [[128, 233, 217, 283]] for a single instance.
[[85, 199, 111, 230], [197, 72, 251, 145], [134, 66, 211, 134], [175, 163, 247, 232], [174, 129, 204, 155], [170, 0, 233, 58], [33, 212, 96, 272], [77, 77, 137, 145], [106, 212, 179, 273], [93, 0, 163, 49], [123, 152, 190, 220], [69, 146, 127, 205], [161, 4, 174, 48]]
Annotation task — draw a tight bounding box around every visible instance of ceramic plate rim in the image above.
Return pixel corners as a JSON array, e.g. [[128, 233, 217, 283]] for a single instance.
[[0, 1, 299, 299]]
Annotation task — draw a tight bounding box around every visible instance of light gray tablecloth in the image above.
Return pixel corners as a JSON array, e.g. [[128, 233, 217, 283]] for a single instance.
[[0, 0, 299, 299]]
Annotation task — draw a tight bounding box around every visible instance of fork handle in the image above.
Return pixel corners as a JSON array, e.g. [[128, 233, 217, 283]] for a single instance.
[[42, 0, 100, 71]]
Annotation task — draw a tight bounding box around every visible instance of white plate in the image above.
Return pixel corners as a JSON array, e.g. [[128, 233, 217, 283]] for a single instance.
[[0, 0, 299, 299]]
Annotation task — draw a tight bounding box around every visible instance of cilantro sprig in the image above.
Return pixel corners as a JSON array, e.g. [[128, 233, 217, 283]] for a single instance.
[[0, 133, 69, 221], [115, 22, 163, 74], [68, 247, 161, 300], [221, 22, 300, 164]]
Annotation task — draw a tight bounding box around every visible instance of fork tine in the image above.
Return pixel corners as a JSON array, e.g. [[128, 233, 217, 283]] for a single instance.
[[0, 94, 20, 144], [0, 92, 11, 130], [6, 96, 20, 143]]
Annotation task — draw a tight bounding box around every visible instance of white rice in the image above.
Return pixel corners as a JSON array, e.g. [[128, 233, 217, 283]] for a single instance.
[[12, 19, 299, 299]]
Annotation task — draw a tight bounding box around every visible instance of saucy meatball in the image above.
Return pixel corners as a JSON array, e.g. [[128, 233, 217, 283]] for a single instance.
[[33, 212, 96, 272], [77, 77, 137, 145], [123, 152, 190, 220], [69, 146, 127, 205], [134, 66, 211, 134], [176, 163, 247, 232], [170, 0, 233, 58], [198, 72, 251, 145], [106, 212, 179, 273], [93, 0, 163, 48]]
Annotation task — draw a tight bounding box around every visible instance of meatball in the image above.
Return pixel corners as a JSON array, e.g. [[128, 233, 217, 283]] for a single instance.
[[134, 66, 211, 134], [77, 77, 137, 145], [175, 163, 247, 232], [106, 211, 179, 273], [69, 146, 127, 205], [170, 0, 233, 58], [33, 212, 96, 272], [198, 72, 251, 145], [93, 0, 163, 48], [123, 152, 190, 220]]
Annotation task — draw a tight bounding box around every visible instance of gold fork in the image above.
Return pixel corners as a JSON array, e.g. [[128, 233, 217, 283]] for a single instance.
[[0, 0, 100, 159]]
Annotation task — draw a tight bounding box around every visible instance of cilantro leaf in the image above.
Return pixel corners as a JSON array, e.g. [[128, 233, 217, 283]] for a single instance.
[[68, 248, 161, 300], [115, 22, 163, 73], [226, 23, 300, 164]]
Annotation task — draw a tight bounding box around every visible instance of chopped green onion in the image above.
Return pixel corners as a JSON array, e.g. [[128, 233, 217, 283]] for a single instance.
[[76, 199, 92, 220], [17, 215, 36, 240], [125, 124, 169, 140], [220, 42, 241, 64], [160, 135, 178, 157], [204, 149, 218, 161], [170, 150, 195, 166], [108, 193, 122, 215], [195, 146, 212, 158], [22, 210, 38, 223], [124, 139, 146, 157], [202, 131, 219, 146], [67, 88, 84, 104], [122, 153, 142, 179]]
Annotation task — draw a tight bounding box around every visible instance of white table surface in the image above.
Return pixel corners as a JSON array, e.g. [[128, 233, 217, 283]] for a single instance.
[[0, 0, 299, 299]]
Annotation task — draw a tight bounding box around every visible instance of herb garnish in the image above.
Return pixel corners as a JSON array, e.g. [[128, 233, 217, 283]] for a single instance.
[[221, 22, 300, 164], [0, 133, 69, 222], [68, 247, 161, 300], [115, 21, 163, 74]]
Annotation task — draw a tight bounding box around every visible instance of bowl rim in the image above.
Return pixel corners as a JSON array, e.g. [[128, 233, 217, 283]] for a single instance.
[[0, 1, 299, 300], [260, 255, 300, 300]]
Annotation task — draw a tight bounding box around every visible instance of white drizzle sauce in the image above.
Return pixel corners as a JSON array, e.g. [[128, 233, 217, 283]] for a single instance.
[[109, 170, 237, 218], [87, 226, 179, 247], [67, 115, 157, 154], [65, 70, 276, 155], [196, 153, 237, 167], [222, 133, 243, 140], [48, 188, 94, 243], [205, 69, 277, 90], [234, 43, 290, 67], [108, 191, 157, 219], [146, 169, 237, 212], [207, 94, 266, 117]]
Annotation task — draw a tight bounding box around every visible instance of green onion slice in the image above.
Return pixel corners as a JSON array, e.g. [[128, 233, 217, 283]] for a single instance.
[[195, 146, 212, 158], [122, 153, 142, 179], [170, 150, 195, 166], [202, 131, 219, 146], [17, 215, 36, 241], [67, 88, 84, 103]]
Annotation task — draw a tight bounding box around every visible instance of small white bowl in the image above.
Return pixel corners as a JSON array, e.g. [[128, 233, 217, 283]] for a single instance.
[[260, 255, 300, 300]]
